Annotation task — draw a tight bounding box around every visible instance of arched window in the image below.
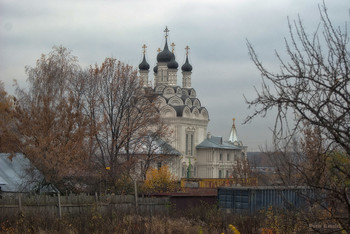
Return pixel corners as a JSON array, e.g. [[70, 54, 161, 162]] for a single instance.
[[185, 128, 195, 156], [182, 164, 187, 178]]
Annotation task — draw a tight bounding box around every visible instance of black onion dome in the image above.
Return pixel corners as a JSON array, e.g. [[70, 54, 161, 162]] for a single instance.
[[167, 53, 178, 69], [138, 54, 150, 70], [157, 40, 173, 63], [153, 65, 158, 73], [181, 55, 192, 72]]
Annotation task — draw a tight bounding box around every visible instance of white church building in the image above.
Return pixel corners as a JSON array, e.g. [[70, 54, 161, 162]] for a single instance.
[[138, 27, 247, 179]]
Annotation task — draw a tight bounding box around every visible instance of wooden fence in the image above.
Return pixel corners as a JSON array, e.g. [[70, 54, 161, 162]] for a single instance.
[[0, 193, 170, 217], [181, 178, 258, 188]]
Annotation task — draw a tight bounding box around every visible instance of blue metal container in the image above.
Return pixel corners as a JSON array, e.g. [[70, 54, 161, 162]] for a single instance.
[[218, 186, 313, 213]]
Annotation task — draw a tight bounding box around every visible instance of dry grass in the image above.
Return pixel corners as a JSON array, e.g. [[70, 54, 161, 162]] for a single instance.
[[0, 210, 227, 234], [0, 203, 317, 233]]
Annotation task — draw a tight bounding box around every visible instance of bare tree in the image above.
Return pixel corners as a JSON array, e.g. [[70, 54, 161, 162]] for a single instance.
[[135, 128, 176, 181], [246, 4, 349, 154], [264, 138, 303, 186], [264, 123, 349, 231], [13, 46, 91, 190], [245, 3, 349, 232], [79, 58, 165, 190], [0, 81, 18, 153], [5, 46, 170, 193], [231, 154, 253, 181]]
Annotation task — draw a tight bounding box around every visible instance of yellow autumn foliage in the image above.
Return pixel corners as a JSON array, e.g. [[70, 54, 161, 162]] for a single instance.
[[228, 224, 240, 234], [142, 165, 177, 194], [327, 151, 350, 187]]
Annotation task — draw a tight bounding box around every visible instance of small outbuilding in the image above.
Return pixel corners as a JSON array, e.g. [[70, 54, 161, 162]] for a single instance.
[[0, 153, 58, 194]]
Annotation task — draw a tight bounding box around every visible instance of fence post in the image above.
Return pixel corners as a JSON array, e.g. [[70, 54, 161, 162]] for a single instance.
[[78, 194, 81, 214], [134, 180, 138, 211], [18, 193, 22, 213], [95, 192, 99, 212], [57, 193, 62, 218]]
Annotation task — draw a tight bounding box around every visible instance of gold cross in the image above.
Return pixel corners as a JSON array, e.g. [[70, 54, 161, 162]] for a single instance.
[[170, 42, 176, 53], [157, 48, 161, 53], [185, 45, 190, 56], [142, 44, 147, 55], [164, 26, 169, 38]]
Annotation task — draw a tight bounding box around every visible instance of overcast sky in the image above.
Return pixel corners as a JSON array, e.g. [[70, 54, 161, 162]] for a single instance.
[[1, 0, 349, 151]]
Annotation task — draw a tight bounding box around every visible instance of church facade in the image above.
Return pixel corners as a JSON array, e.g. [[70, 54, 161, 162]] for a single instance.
[[138, 27, 247, 179]]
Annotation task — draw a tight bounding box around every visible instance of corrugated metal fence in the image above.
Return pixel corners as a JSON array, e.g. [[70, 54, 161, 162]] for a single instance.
[[218, 186, 314, 213]]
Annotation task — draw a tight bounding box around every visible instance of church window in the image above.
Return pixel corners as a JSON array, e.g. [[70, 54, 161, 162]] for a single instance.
[[185, 131, 194, 156], [207, 167, 212, 178], [186, 165, 190, 178], [208, 152, 213, 162], [182, 165, 186, 177], [185, 134, 189, 154], [190, 134, 194, 155]]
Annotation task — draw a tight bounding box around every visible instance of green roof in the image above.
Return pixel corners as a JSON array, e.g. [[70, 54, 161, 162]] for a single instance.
[[196, 136, 242, 150]]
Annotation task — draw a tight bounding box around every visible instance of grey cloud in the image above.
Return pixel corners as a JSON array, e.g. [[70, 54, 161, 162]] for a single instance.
[[1, 0, 348, 151]]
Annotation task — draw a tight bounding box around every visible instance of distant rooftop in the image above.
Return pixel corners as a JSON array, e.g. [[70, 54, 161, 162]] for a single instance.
[[196, 136, 243, 150], [0, 153, 58, 193]]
